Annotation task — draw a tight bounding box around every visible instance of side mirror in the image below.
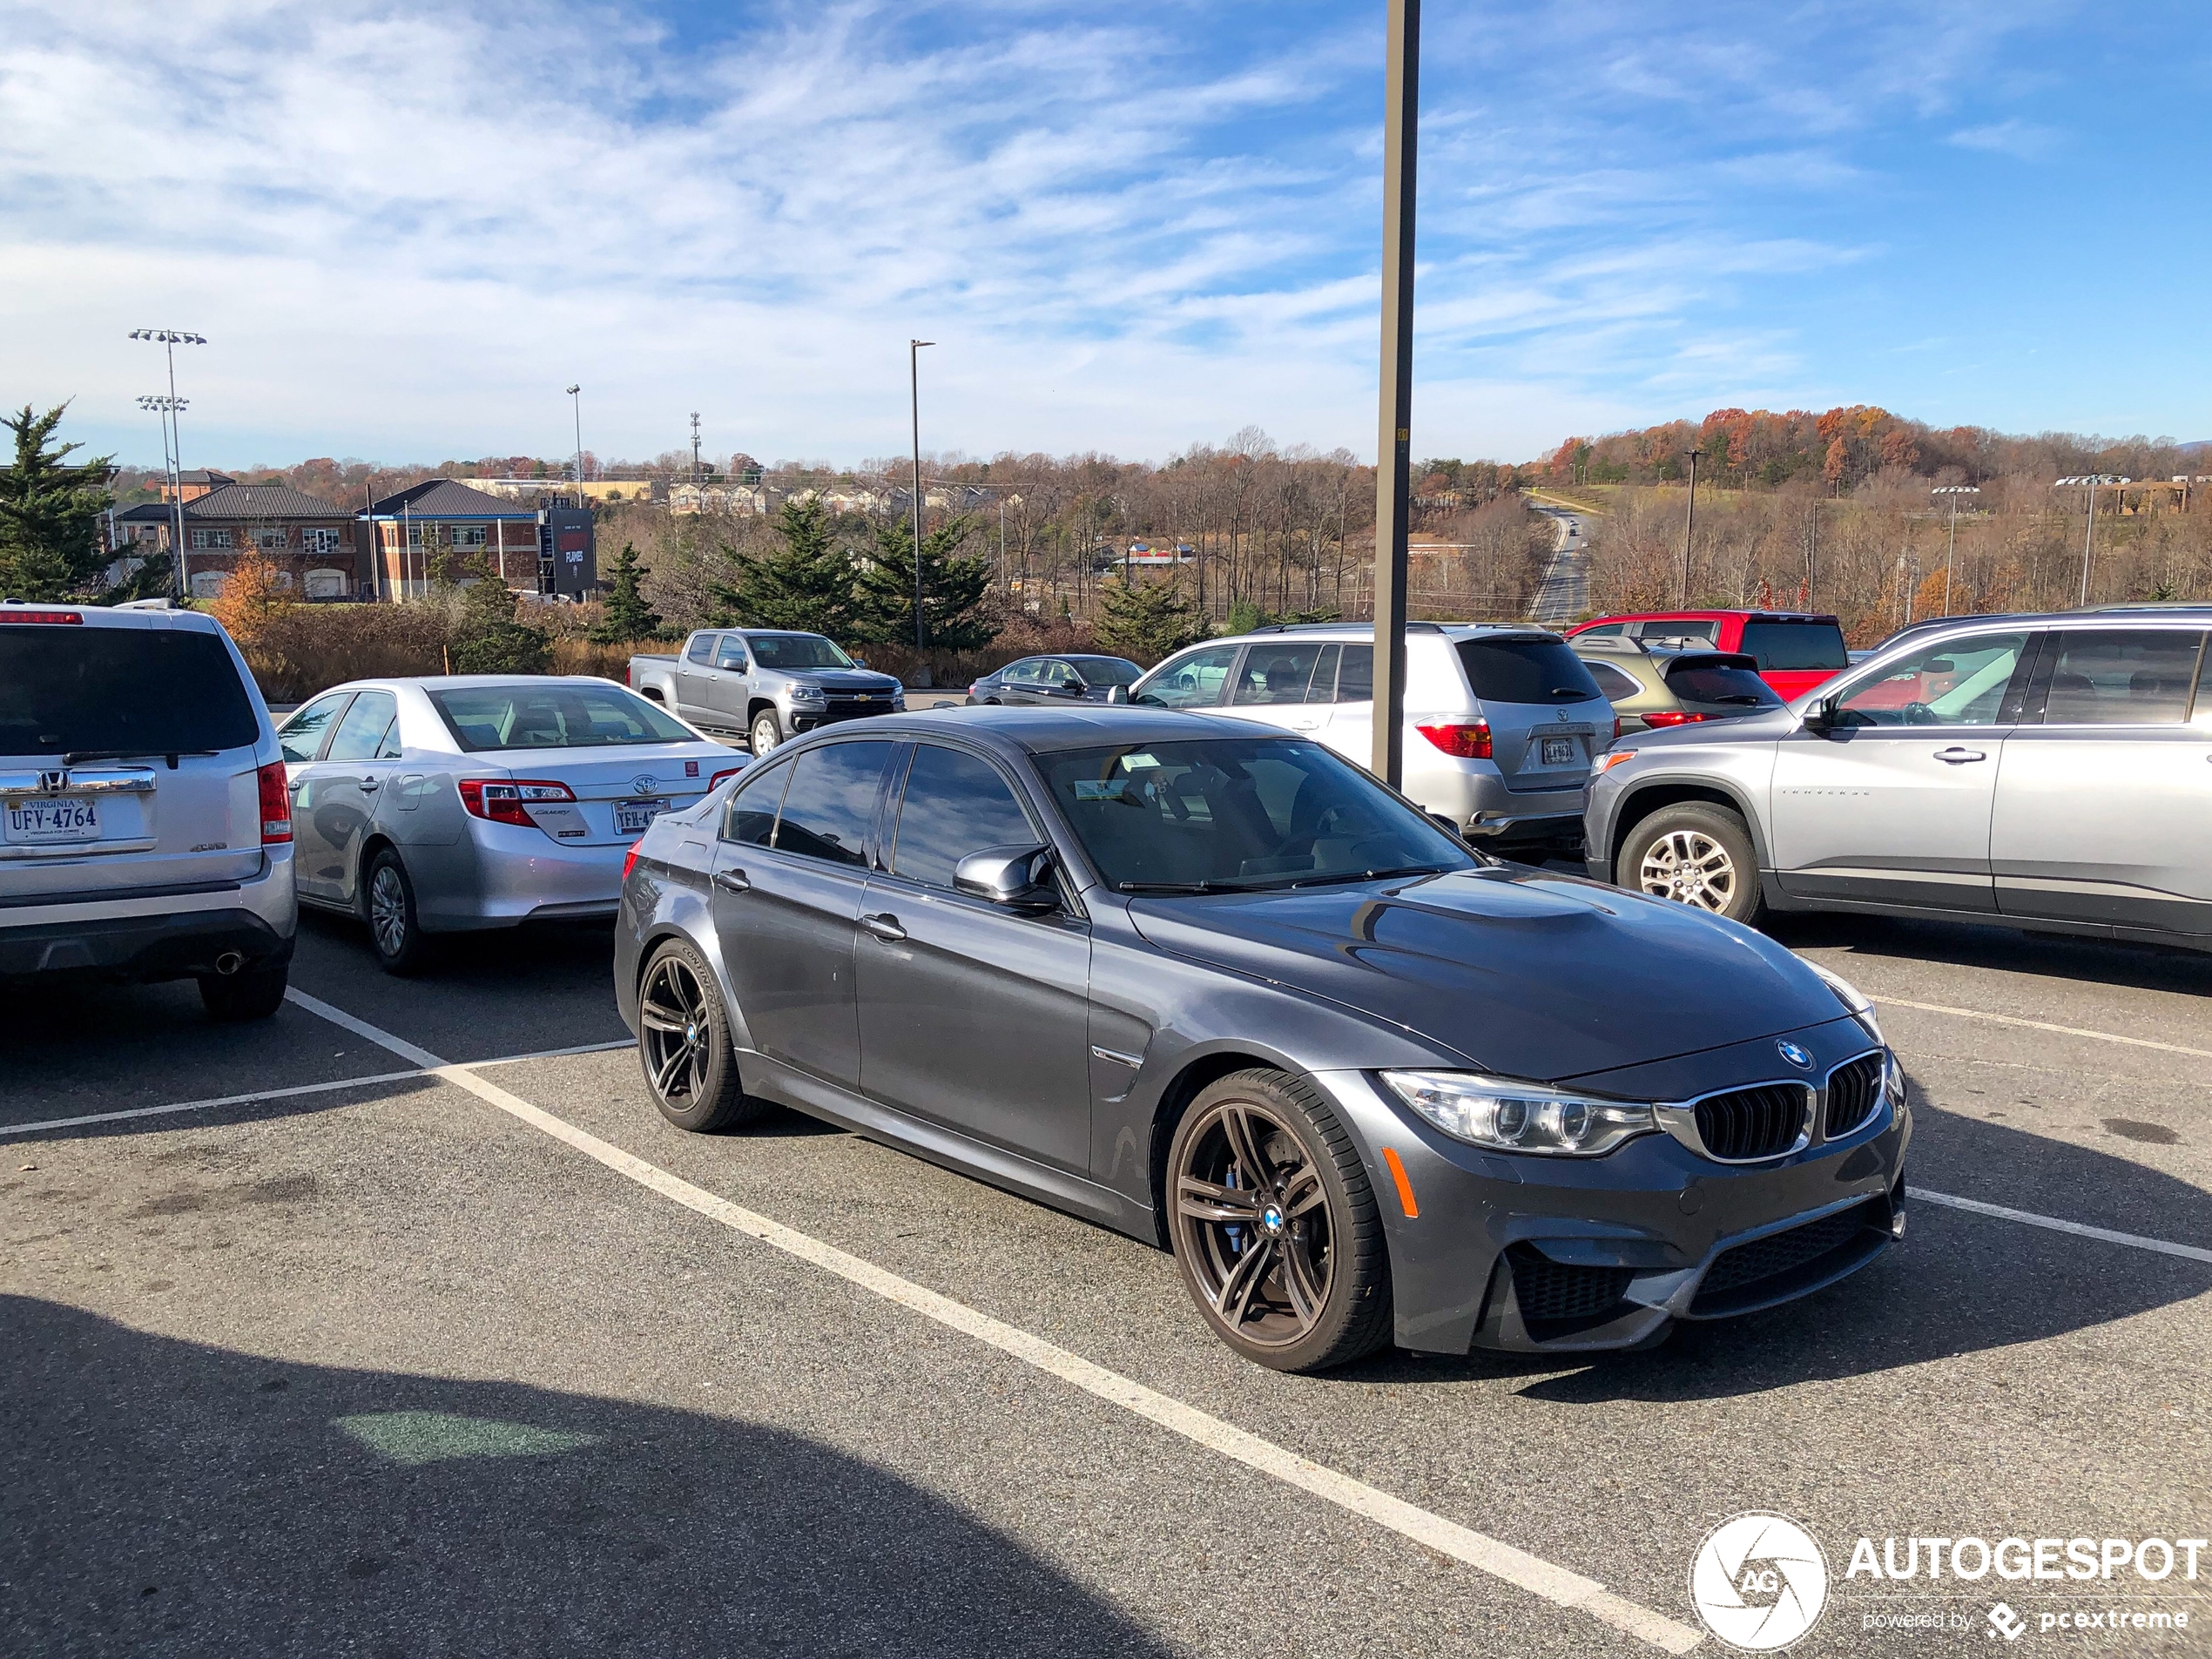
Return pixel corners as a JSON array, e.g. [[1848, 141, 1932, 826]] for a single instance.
[[954, 843, 1059, 910], [1061, 678, 1087, 694], [851, 658, 868, 669], [1105, 684, 1130, 705], [1802, 695, 1840, 734], [1426, 811, 1462, 838]]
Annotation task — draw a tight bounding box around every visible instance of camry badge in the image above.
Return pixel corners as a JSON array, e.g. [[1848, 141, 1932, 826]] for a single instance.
[[1777, 1040, 1814, 1070]]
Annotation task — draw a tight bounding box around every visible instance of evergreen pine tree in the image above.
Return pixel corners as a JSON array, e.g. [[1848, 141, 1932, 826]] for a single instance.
[[853, 515, 995, 651], [710, 498, 860, 637], [440, 551, 551, 673], [1094, 573, 1207, 664], [0, 404, 115, 600], [590, 542, 663, 643]]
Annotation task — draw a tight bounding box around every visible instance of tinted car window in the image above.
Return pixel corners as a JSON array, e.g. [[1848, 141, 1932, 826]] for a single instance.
[[1069, 656, 1142, 687], [0, 624, 261, 759], [771, 740, 893, 866], [325, 691, 399, 761], [1838, 633, 2029, 726], [888, 744, 1036, 890], [1663, 660, 1779, 706], [1455, 637, 1603, 705], [686, 633, 716, 663], [1581, 660, 1642, 701], [748, 633, 853, 670], [428, 685, 694, 750], [1635, 619, 1719, 644], [714, 636, 749, 670], [1000, 659, 1039, 685], [1138, 644, 1239, 708], [1740, 620, 1848, 671], [1575, 623, 1629, 637], [278, 691, 352, 763], [1335, 644, 1373, 702], [2040, 631, 2205, 725], [1233, 643, 1331, 705], [722, 760, 790, 846], [1042, 737, 1473, 893]]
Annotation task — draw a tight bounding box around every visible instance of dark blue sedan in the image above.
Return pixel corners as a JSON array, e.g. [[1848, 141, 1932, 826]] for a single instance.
[[966, 654, 1142, 705]]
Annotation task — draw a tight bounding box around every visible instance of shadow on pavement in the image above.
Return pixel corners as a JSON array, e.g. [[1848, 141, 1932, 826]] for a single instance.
[[0, 1295, 1169, 1657], [1764, 911, 2212, 1000]]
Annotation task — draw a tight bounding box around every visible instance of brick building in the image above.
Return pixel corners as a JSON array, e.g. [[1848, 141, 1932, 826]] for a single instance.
[[175, 483, 366, 601], [364, 481, 596, 600]]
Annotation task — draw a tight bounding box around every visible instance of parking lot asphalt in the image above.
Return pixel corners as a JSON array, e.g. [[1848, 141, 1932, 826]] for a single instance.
[[5, 896, 2209, 1656]]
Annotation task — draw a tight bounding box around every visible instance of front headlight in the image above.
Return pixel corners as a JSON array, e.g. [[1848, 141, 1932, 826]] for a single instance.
[[789, 686, 826, 705], [1381, 1071, 1657, 1157], [1805, 960, 1883, 1042]]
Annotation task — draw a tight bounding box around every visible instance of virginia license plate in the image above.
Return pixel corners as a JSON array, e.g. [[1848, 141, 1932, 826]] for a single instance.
[[1540, 737, 1576, 767], [4, 796, 100, 842], [615, 798, 671, 833]]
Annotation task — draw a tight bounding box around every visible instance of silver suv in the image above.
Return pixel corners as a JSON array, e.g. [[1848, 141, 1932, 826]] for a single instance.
[[1585, 608, 2212, 947], [0, 599, 296, 1017], [1129, 623, 1614, 854]]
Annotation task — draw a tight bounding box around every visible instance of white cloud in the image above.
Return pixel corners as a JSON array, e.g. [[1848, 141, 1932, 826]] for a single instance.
[[1946, 119, 2064, 159]]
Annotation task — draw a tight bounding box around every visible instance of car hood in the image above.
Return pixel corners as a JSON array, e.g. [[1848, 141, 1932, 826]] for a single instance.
[[787, 670, 902, 693], [1126, 867, 1843, 1082]]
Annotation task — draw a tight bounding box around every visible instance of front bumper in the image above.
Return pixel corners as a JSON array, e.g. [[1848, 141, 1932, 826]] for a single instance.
[[1312, 1014, 1911, 1354], [786, 698, 904, 733]]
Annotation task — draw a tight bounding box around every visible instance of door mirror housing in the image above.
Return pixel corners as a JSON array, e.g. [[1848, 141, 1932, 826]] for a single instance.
[[1061, 678, 1087, 694], [1105, 684, 1130, 705], [954, 843, 1059, 909], [1802, 694, 1841, 734], [851, 657, 867, 669]]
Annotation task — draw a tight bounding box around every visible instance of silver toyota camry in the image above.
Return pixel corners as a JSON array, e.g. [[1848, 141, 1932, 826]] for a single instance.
[[277, 676, 743, 972]]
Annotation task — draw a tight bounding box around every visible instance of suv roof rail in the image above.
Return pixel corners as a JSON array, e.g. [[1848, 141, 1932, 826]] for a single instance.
[[1245, 620, 1445, 635]]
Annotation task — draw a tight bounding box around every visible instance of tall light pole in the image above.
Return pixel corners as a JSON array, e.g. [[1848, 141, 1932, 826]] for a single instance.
[[1680, 448, 1703, 606], [566, 385, 584, 509], [2055, 474, 2128, 606], [136, 394, 185, 590], [1931, 484, 1981, 617], [1371, 0, 1419, 789], [129, 329, 206, 597], [909, 340, 934, 651]]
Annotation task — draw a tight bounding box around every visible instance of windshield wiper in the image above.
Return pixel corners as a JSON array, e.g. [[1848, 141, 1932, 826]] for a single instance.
[[1116, 879, 1254, 894], [1289, 865, 1454, 889]]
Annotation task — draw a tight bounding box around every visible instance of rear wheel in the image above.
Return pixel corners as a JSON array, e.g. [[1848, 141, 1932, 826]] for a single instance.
[[637, 939, 762, 1132], [1621, 802, 1764, 925], [364, 848, 435, 975], [199, 961, 288, 1021], [1167, 1069, 1393, 1372], [749, 710, 782, 758]]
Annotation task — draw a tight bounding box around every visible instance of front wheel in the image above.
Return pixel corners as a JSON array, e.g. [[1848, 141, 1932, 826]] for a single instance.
[[637, 939, 762, 1132], [1167, 1069, 1393, 1372], [748, 710, 782, 758], [1621, 802, 1764, 925]]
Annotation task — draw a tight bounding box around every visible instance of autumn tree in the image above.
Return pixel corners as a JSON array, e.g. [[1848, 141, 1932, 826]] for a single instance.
[[206, 554, 296, 651], [0, 404, 114, 599]]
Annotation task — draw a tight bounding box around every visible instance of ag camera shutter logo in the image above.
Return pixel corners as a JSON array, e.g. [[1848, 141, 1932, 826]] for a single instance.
[[1689, 1512, 1831, 1650]]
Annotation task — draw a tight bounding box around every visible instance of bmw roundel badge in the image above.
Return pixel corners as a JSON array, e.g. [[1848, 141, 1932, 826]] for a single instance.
[[1776, 1040, 1814, 1070]]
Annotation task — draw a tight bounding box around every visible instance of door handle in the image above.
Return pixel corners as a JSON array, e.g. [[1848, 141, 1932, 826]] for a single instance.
[[360, 777, 381, 790], [1933, 747, 1987, 765], [860, 912, 907, 942], [713, 869, 752, 894]]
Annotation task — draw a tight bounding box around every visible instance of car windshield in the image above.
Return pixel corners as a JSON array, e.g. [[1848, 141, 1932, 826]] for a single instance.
[[428, 684, 697, 751], [1069, 656, 1142, 687], [1455, 637, 1603, 705], [1039, 737, 1475, 894], [747, 633, 854, 670], [1740, 619, 1848, 671], [0, 624, 259, 758]]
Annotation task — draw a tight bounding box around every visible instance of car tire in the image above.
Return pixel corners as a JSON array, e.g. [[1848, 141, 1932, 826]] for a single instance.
[[364, 847, 436, 976], [198, 960, 288, 1021], [1621, 802, 1764, 925], [637, 938, 763, 1132], [1166, 1068, 1393, 1373], [749, 710, 782, 758]]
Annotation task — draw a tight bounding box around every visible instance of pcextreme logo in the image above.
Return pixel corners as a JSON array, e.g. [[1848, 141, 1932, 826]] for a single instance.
[[1689, 1512, 1831, 1651]]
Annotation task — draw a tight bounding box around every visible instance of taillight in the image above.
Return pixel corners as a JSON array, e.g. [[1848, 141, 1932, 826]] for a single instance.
[[708, 767, 742, 790], [1640, 711, 1714, 728], [0, 610, 84, 624], [257, 761, 292, 843], [621, 842, 643, 882], [458, 778, 577, 826], [1613, 715, 1622, 741], [1417, 721, 1493, 759]]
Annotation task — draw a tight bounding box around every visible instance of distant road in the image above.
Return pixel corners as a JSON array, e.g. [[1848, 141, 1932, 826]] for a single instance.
[[1527, 504, 1588, 626]]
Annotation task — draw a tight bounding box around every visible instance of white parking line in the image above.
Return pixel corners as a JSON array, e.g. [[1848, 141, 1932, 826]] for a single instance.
[[1908, 1188, 2212, 1266], [1875, 996, 2212, 1062], [280, 987, 1704, 1653]]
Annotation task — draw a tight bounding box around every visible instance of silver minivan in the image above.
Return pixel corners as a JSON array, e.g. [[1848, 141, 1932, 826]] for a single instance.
[[0, 599, 296, 1018], [1129, 623, 1614, 854], [1585, 609, 2212, 945]]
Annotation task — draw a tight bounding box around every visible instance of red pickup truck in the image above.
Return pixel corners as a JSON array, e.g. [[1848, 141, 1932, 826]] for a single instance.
[[1560, 610, 1849, 700]]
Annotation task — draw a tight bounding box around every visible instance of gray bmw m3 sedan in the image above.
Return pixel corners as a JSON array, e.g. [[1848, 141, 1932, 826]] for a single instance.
[[614, 706, 1909, 1372]]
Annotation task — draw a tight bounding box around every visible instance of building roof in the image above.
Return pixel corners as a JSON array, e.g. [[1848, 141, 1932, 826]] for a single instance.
[[178, 469, 234, 487], [368, 480, 536, 518], [184, 484, 351, 521], [114, 502, 172, 521]]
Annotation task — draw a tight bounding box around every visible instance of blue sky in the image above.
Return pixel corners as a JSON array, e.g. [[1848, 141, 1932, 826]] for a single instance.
[[3, 0, 2205, 471]]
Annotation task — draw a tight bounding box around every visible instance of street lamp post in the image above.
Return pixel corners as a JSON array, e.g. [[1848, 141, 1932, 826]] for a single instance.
[[1371, 0, 1420, 789], [1930, 485, 1981, 617], [129, 329, 206, 597], [1680, 448, 1704, 606], [135, 393, 186, 591], [2055, 475, 2128, 606], [565, 385, 585, 510], [909, 340, 934, 651]]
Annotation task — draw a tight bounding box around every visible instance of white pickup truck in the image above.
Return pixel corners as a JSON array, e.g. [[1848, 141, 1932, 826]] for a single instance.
[[630, 629, 905, 758]]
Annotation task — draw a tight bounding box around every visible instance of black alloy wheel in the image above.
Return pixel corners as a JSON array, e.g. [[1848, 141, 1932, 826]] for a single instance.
[[1167, 1069, 1393, 1372], [637, 939, 760, 1132]]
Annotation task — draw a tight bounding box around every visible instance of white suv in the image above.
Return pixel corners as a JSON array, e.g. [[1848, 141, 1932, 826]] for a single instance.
[[1128, 622, 1615, 855], [0, 600, 296, 1018]]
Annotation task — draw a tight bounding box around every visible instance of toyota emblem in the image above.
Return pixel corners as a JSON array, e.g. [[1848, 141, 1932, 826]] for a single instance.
[[631, 774, 657, 794], [1776, 1040, 1814, 1071]]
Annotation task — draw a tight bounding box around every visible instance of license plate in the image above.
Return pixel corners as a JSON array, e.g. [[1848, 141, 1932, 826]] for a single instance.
[[1540, 737, 1576, 767], [616, 798, 671, 833], [4, 796, 100, 842]]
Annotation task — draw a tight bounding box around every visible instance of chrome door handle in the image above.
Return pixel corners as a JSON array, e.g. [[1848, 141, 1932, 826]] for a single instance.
[[1934, 747, 1987, 764], [360, 777, 381, 790], [713, 869, 751, 894], [860, 912, 907, 942]]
